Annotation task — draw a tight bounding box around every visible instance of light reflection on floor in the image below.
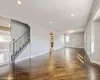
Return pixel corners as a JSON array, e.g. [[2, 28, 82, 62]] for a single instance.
[[0, 48, 100, 80], [65, 48, 71, 61]]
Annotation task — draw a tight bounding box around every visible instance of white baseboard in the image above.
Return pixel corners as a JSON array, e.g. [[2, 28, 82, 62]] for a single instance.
[[15, 47, 64, 62], [31, 51, 49, 58], [53, 46, 65, 51], [66, 46, 84, 49], [15, 57, 30, 62], [15, 51, 52, 62]]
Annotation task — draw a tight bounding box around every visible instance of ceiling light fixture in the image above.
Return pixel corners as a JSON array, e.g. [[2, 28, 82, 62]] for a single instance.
[[50, 21, 52, 24], [17, 0, 22, 4], [71, 14, 74, 17], [68, 30, 74, 33]]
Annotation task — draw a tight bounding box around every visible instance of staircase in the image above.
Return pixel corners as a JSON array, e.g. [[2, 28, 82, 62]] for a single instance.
[[11, 31, 30, 61]]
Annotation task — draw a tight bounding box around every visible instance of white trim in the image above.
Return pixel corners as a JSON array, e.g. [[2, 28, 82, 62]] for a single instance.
[[15, 57, 29, 62], [15, 47, 64, 62], [31, 51, 49, 58], [66, 46, 84, 49], [53, 46, 65, 51], [15, 51, 49, 62]]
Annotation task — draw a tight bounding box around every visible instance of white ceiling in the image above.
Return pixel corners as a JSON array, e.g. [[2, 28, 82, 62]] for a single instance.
[[93, 7, 100, 21], [67, 27, 85, 34], [0, 0, 95, 33], [0, 16, 11, 27]]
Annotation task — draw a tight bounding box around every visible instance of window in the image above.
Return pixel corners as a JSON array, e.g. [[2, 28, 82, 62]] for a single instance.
[[66, 36, 69, 42], [0, 36, 4, 42], [91, 41, 94, 53], [0, 36, 11, 42], [0, 54, 4, 63]]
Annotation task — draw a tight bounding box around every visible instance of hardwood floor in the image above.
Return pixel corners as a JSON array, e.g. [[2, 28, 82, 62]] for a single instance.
[[0, 48, 100, 80]]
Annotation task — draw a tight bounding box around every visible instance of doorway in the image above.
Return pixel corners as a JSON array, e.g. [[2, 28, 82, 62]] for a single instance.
[[50, 32, 54, 51], [0, 16, 11, 66]]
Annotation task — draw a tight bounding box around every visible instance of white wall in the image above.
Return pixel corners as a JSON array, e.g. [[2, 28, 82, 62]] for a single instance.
[[84, 22, 91, 58], [30, 23, 64, 57], [90, 20, 100, 64], [85, 18, 100, 65], [0, 16, 11, 27], [30, 23, 50, 57], [54, 33, 64, 50], [16, 22, 64, 61], [84, 0, 100, 64], [66, 32, 84, 48], [11, 20, 29, 40]]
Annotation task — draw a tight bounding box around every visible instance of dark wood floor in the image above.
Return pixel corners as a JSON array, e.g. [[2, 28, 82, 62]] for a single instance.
[[0, 48, 100, 80]]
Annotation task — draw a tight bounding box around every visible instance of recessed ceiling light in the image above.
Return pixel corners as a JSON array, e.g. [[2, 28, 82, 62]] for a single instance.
[[71, 14, 74, 17], [68, 30, 74, 33], [50, 21, 52, 24], [17, 0, 22, 4]]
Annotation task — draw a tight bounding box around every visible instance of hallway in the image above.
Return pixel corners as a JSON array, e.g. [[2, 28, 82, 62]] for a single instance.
[[1, 48, 100, 80], [0, 0, 100, 80]]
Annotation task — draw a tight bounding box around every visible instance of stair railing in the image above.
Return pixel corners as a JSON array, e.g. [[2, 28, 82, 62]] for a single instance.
[[12, 31, 30, 61]]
